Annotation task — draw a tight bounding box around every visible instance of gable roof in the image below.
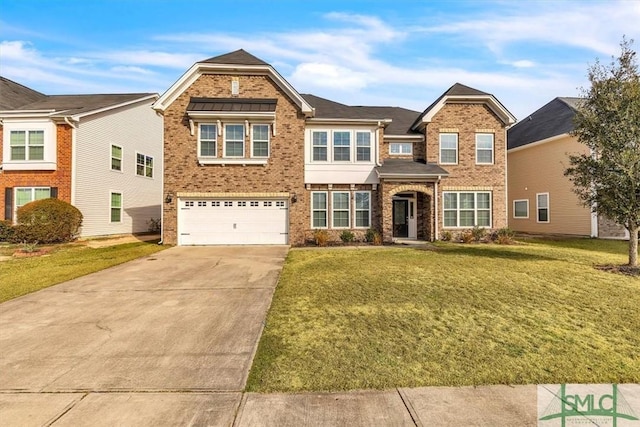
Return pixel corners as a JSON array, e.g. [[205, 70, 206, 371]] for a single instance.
[[153, 49, 314, 116], [1, 93, 157, 119], [301, 94, 421, 136], [411, 83, 516, 130], [507, 97, 581, 150], [0, 76, 47, 110], [201, 49, 269, 66]]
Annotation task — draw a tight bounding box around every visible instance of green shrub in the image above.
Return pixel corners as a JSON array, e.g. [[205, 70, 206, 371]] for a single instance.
[[440, 230, 453, 241], [364, 228, 376, 243], [339, 230, 355, 243], [12, 198, 83, 244], [313, 229, 329, 247], [0, 220, 14, 242], [471, 226, 487, 242]]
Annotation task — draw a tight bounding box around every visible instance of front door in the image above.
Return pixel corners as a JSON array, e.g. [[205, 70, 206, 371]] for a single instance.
[[393, 199, 409, 238]]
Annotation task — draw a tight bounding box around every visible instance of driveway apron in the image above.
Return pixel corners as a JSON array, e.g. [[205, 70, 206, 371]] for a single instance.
[[0, 246, 287, 393]]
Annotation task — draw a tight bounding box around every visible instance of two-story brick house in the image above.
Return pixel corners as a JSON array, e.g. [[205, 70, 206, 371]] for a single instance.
[[0, 77, 163, 237], [154, 50, 515, 245]]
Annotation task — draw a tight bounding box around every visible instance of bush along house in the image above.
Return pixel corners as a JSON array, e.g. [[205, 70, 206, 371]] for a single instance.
[[153, 50, 516, 246]]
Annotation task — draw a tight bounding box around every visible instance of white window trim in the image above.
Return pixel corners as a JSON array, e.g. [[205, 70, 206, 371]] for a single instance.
[[251, 124, 270, 158], [536, 192, 550, 223], [311, 191, 328, 229], [135, 152, 154, 178], [389, 142, 413, 155], [311, 130, 329, 163], [475, 133, 494, 165], [354, 191, 371, 228], [332, 191, 351, 228], [513, 199, 529, 219], [442, 191, 492, 228], [355, 131, 372, 162], [1, 121, 56, 170], [110, 191, 123, 224], [198, 123, 218, 158], [223, 123, 245, 158], [332, 132, 351, 162], [110, 144, 123, 172], [439, 133, 458, 165]]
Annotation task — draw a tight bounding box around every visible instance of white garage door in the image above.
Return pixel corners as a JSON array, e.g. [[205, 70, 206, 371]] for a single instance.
[[178, 199, 288, 245]]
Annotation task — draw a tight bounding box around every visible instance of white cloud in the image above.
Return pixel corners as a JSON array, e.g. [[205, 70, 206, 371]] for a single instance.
[[110, 65, 154, 75]]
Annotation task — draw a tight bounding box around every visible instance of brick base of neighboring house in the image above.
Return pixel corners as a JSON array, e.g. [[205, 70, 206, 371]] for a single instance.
[[598, 215, 631, 239]]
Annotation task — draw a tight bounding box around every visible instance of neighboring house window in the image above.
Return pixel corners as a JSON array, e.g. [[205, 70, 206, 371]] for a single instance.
[[389, 142, 413, 155], [10, 130, 44, 161], [111, 145, 122, 171], [224, 124, 245, 157], [439, 133, 458, 164], [355, 191, 371, 228], [537, 193, 549, 223], [333, 132, 351, 161], [332, 192, 350, 228], [136, 153, 153, 178], [252, 124, 270, 157], [311, 192, 328, 228], [356, 132, 371, 162], [312, 131, 328, 161], [476, 133, 494, 164], [443, 192, 491, 227], [513, 200, 529, 218], [199, 124, 217, 157], [110, 192, 122, 223]]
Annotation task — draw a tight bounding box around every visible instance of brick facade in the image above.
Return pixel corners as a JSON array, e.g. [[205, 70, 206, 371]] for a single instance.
[[161, 74, 308, 245], [0, 124, 73, 218]]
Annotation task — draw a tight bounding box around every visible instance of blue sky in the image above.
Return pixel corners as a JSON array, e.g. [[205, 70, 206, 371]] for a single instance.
[[1, 0, 639, 119]]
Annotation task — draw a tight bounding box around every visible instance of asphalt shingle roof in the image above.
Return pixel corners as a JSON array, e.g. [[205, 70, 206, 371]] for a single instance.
[[507, 97, 581, 149], [0, 76, 47, 110], [187, 97, 277, 113], [301, 94, 421, 136], [8, 93, 155, 116], [201, 49, 269, 66]]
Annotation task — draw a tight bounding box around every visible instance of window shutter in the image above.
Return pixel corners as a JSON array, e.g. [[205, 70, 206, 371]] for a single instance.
[[50, 187, 58, 198], [4, 188, 12, 221]]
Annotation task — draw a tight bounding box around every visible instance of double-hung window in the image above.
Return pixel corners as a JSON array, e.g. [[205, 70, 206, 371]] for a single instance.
[[312, 192, 328, 228], [390, 142, 413, 155], [312, 131, 328, 161], [356, 132, 371, 162], [332, 192, 350, 228], [10, 130, 44, 161], [443, 192, 491, 227], [224, 124, 244, 157], [439, 133, 458, 164], [354, 191, 371, 228], [333, 132, 351, 161], [252, 124, 269, 157], [476, 133, 494, 164], [110, 192, 122, 223], [15, 187, 51, 211], [136, 153, 153, 178], [513, 200, 529, 218], [199, 124, 217, 157], [537, 193, 549, 223], [111, 145, 122, 171]]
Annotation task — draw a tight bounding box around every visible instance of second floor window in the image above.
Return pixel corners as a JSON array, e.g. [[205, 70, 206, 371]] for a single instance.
[[252, 124, 269, 157], [111, 145, 122, 171], [333, 132, 351, 161], [10, 130, 44, 161], [390, 142, 413, 155], [476, 133, 494, 164], [136, 153, 153, 178], [356, 132, 371, 161], [312, 131, 328, 161], [225, 124, 245, 157], [439, 133, 458, 164], [199, 124, 217, 157]]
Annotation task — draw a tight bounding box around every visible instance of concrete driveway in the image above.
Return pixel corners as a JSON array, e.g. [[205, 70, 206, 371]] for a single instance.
[[0, 246, 287, 425]]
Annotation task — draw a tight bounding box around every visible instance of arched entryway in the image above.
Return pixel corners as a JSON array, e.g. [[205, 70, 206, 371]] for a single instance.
[[380, 183, 436, 243]]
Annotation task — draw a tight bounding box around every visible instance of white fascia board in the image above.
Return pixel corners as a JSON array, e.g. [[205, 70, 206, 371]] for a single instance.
[[153, 63, 314, 116], [384, 134, 425, 141], [0, 110, 55, 119], [415, 95, 516, 129], [376, 171, 447, 180], [507, 133, 570, 153], [68, 94, 158, 120], [306, 118, 391, 126]]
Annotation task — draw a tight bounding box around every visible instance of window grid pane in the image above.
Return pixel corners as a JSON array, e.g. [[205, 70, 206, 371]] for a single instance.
[[514, 201, 528, 217], [16, 189, 33, 207], [333, 132, 350, 161], [225, 125, 244, 157], [355, 192, 370, 227], [312, 192, 327, 228], [332, 192, 350, 228], [34, 188, 51, 200], [440, 134, 458, 164], [252, 125, 269, 157], [442, 192, 491, 228], [356, 132, 371, 162]]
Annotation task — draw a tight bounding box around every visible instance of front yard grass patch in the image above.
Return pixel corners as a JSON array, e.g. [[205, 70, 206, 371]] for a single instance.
[[0, 241, 166, 303], [247, 239, 640, 392]]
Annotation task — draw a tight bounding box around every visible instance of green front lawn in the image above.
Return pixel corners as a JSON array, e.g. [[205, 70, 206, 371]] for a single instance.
[[0, 241, 166, 303], [247, 239, 640, 392]]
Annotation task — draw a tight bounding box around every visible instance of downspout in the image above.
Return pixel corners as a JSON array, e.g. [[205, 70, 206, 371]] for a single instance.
[[64, 117, 78, 206], [434, 178, 439, 241], [376, 121, 383, 166], [157, 110, 165, 245]]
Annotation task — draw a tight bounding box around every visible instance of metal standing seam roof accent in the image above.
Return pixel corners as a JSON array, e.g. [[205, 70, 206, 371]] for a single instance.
[[186, 97, 277, 113], [507, 97, 582, 150]]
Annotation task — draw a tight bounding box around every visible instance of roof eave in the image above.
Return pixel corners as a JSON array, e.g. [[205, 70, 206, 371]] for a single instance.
[[376, 171, 448, 180], [306, 118, 392, 126]]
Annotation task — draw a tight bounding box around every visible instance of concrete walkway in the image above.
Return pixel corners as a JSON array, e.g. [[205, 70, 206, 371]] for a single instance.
[[0, 245, 541, 426]]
